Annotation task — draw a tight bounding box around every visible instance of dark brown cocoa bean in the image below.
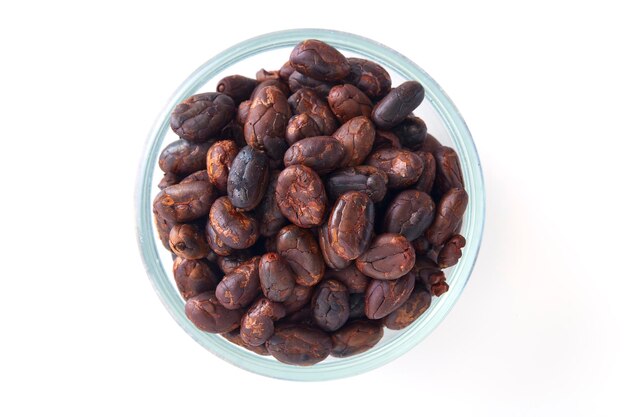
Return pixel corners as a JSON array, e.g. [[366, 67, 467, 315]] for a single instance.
[[255, 170, 288, 237], [392, 116, 427, 150], [414, 151, 436, 193], [158, 172, 179, 189], [325, 264, 370, 294], [205, 220, 234, 256], [327, 84, 373, 123], [356, 233, 416, 280], [206, 140, 239, 194], [275, 164, 327, 228], [276, 225, 325, 287], [170, 93, 235, 142], [169, 223, 209, 260], [259, 252, 296, 302], [285, 113, 322, 145], [282, 284, 313, 314], [288, 88, 337, 135], [227, 146, 270, 211], [283, 136, 345, 175], [215, 257, 261, 309], [236, 100, 251, 126], [425, 187, 468, 247], [348, 293, 366, 319], [365, 148, 424, 189], [173, 257, 220, 300], [240, 297, 286, 346], [383, 190, 435, 241], [216, 75, 258, 104], [372, 129, 401, 150], [288, 71, 335, 97], [433, 146, 465, 198], [327, 191, 375, 261], [289, 39, 350, 82], [364, 272, 415, 319], [153, 181, 217, 223], [311, 279, 350, 331], [437, 234, 466, 268], [159, 139, 211, 177], [266, 324, 332, 365], [330, 320, 383, 357], [382, 283, 431, 330], [221, 329, 269, 355], [244, 85, 290, 151], [208, 196, 259, 249], [345, 57, 392, 100], [216, 250, 253, 274], [325, 165, 388, 203], [371, 81, 425, 129], [333, 116, 375, 167], [185, 291, 243, 333]]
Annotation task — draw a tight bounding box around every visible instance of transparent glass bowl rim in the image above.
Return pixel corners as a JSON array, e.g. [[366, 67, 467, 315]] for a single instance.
[[135, 28, 485, 381]]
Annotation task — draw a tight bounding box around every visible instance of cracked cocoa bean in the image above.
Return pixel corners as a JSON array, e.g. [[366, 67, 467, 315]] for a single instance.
[[227, 146, 270, 211], [325, 264, 370, 294], [275, 164, 327, 228], [236, 100, 251, 126], [327, 84, 373, 123], [425, 187, 468, 247], [289, 39, 350, 82], [330, 320, 383, 357], [259, 252, 296, 302], [414, 151, 436, 193], [282, 284, 313, 314], [383, 190, 435, 241], [216, 250, 253, 274], [222, 329, 269, 356], [382, 283, 431, 330], [266, 324, 332, 365], [256, 170, 288, 237], [159, 139, 212, 177], [318, 223, 351, 270], [333, 116, 375, 167], [180, 169, 209, 184], [285, 113, 322, 145], [185, 291, 243, 333], [364, 272, 416, 319], [215, 257, 261, 309], [244, 85, 290, 151], [373, 129, 401, 150], [205, 220, 234, 256], [206, 140, 239, 194], [169, 223, 209, 259], [327, 191, 375, 261], [283, 136, 345, 175], [208, 196, 259, 249], [153, 181, 217, 223], [356, 233, 416, 280], [433, 146, 465, 198], [366, 147, 424, 189], [288, 71, 335, 97], [437, 234, 466, 268], [276, 225, 325, 286], [170, 93, 235, 142], [372, 81, 425, 129], [345, 57, 392, 100], [311, 279, 350, 331], [240, 297, 286, 346], [173, 257, 220, 300]]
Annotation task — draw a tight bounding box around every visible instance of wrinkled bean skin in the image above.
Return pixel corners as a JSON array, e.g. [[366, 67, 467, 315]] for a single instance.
[[414, 151, 436, 193], [244, 85, 291, 151], [276, 225, 325, 287], [288, 71, 335, 97], [283, 136, 345, 175], [438, 234, 466, 268], [256, 68, 281, 82], [311, 279, 350, 331], [153, 181, 217, 223], [173, 257, 220, 300], [215, 257, 261, 310], [382, 284, 432, 330], [413, 256, 448, 297], [348, 293, 366, 318], [373, 129, 401, 151], [266, 324, 332, 366], [383, 190, 435, 241], [217, 250, 253, 274], [169, 223, 209, 260], [236, 100, 251, 126], [392, 116, 427, 151], [345, 57, 392, 100], [328, 191, 375, 261], [251, 79, 291, 99], [433, 146, 465, 198], [366, 148, 424, 189], [205, 220, 234, 256], [275, 164, 327, 228], [356, 233, 416, 280], [318, 223, 351, 270], [425, 187, 468, 247], [325, 166, 388, 203], [256, 171, 288, 237], [330, 320, 384, 357], [364, 272, 416, 319], [282, 284, 313, 314], [333, 116, 375, 167], [185, 291, 243, 333], [159, 139, 212, 177], [259, 252, 296, 302], [327, 84, 373, 123], [180, 169, 209, 184], [158, 172, 180, 190], [325, 264, 370, 293], [227, 146, 270, 211], [285, 113, 322, 145], [288, 88, 337, 135], [209, 196, 259, 249], [289, 39, 350, 82], [206, 140, 239, 194], [216, 75, 258, 104], [371, 81, 425, 129], [170, 93, 236, 143], [279, 61, 295, 81], [240, 297, 286, 346], [222, 329, 269, 356]]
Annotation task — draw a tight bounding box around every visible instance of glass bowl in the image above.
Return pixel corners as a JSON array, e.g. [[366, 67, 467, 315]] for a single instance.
[[136, 28, 485, 381]]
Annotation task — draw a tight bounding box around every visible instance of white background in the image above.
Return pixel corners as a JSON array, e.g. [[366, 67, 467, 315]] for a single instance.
[[1, 1, 625, 416]]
